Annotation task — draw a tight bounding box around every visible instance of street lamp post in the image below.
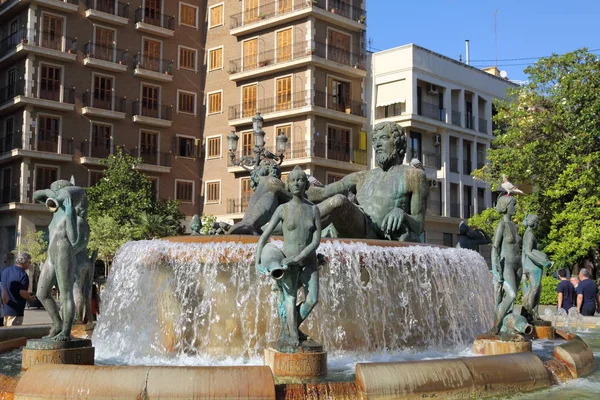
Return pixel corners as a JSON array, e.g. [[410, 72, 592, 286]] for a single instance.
[[227, 112, 288, 172]]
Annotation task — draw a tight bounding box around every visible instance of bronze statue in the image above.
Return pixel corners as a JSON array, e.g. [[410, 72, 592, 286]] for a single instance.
[[490, 195, 521, 335], [456, 221, 491, 250], [255, 166, 321, 349], [520, 213, 552, 323], [307, 121, 428, 242], [34, 177, 90, 341]]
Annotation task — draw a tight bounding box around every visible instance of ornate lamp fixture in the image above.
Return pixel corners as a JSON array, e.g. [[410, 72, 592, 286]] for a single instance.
[[227, 112, 288, 171]]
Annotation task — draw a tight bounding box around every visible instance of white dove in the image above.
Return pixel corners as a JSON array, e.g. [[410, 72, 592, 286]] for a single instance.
[[501, 174, 524, 195], [410, 158, 424, 170]]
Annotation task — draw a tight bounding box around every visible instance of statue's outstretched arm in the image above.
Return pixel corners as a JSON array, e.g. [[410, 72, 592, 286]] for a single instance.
[[307, 173, 359, 203], [491, 222, 504, 279]]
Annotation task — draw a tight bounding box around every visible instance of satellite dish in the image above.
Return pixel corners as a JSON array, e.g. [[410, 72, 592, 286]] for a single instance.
[[500, 70, 508, 78]]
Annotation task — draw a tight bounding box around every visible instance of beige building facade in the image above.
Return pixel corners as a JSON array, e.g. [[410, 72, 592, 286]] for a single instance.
[[0, 0, 207, 267], [368, 44, 517, 247], [201, 0, 368, 222]]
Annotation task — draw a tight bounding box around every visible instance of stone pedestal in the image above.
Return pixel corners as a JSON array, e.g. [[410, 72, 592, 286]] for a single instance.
[[532, 321, 554, 340], [22, 338, 94, 371], [264, 341, 327, 377], [473, 336, 532, 355], [71, 323, 96, 339]]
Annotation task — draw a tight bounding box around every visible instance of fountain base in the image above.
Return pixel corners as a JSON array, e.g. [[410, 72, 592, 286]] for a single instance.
[[532, 320, 555, 339], [264, 341, 327, 377], [22, 338, 95, 371], [472, 338, 532, 355], [71, 323, 96, 340]]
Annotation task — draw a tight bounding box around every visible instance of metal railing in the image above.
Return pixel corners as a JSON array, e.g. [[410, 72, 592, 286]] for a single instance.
[[451, 111, 461, 126], [463, 159, 472, 175], [0, 28, 77, 58], [82, 91, 127, 113], [36, 135, 73, 154], [86, 0, 129, 18], [226, 197, 253, 214], [465, 113, 474, 129], [230, 0, 367, 29], [132, 101, 172, 121], [449, 156, 459, 173], [0, 132, 22, 154], [0, 183, 20, 204], [80, 140, 113, 158], [478, 118, 488, 134], [313, 40, 366, 69], [130, 148, 172, 167], [422, 151, 441, 169], [420, 102, 444, 121], [84, 42, 128, 64], [135, 7, 174, 30], [0, 80, 75, 105], [133, 53, 173, 74], [228, 40, 309, 74], [313, 89, 365, 117], [450, 203, 460, 218]]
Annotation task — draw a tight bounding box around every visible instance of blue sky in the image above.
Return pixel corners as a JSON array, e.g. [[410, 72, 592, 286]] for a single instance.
[[366, 0, 599, 82]]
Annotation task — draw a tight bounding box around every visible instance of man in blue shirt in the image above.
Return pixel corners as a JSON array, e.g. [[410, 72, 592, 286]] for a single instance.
[[576, 268, 600, 316], [1, 252, 37, 326], [556, 268, 575, 312]]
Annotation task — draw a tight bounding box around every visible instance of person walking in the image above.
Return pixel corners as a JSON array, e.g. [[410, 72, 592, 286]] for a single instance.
[[556, 268, 575, 312], [576, 268, 600, 316], [1, 252, 37, 326]]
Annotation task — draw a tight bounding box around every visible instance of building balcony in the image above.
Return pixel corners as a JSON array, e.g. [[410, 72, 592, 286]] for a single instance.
[[85, 0, 129, 26], [134, 7, 174, 37], [0, 183, 20, 205], [79, 141, 114, 165], [0, 130, 73, 163], [228, 90, 365, 126], [0, 80, 75, 113], [226, 197, 252, 215], [463, 159, 472, 175], [132, 101, 172, 127], [230, 0, 366, 36], [81, 91, 127, 120], [0, 28, 77, 67], [449, 156, 459, 173], [450, 202, 460, 218], [451, 111, 461, 126], [83, 42, 128, 73], [419, 101, 445, 122], [132, 53, 173, 82], [412, 150, 441, 170], [478, 118, 488, 134], [129, 148, 171, 173]]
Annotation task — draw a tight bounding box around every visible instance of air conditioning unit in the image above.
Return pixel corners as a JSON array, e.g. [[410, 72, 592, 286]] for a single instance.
[[429, 180, 438, 188], [427, 83, 439, 95], [433, 134, 442, 145]]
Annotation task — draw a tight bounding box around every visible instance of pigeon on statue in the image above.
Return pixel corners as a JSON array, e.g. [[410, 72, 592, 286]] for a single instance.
[[410, 158, 424, 170], [501, 174, 524, 196]]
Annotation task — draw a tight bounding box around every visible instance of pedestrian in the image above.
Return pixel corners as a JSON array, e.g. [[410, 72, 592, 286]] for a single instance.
[[0, 280, 6, 327], [576, 268, 600, 316], [91, 284, 101, 321], [556, 268, 575, 312], [570, 276, 580, 289], [1, 252, 37, 326]]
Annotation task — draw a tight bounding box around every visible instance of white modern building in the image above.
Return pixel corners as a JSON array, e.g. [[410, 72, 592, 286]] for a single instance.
[[367, 44, 517, 247]]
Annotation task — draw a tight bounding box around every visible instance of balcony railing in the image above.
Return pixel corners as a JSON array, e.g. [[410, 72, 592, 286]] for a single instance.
[[450, 156, 459, 173], [81, 140, 113, 158], [0, 183, 20, 204], [82, 91, 127, 113], [465, 113, 474, 129], [36, 135, 73, 154], [450, 202, 460, 218], [229, 40, 309, 74], [135, 7, 174, 30], [375, 103, 404, 119], [230, 0, 367, 29], [84, 42, 128, 64], [130, 148, 172, 167], [226, 197, 252, 214], [0, 132, 22, 154], [0, 28, 77, 58], [451, 111, 461, 126], [0, 80, 75, 106], [132, 101, 172, 121], [422, 151, 441, 169], [314, 40, 366, 69], [86, 0, 129, 18], [133, 53, 173, 74], [478, 118, 488, 134], [228, 90, 365, 120], [420, 102, 444, 121]]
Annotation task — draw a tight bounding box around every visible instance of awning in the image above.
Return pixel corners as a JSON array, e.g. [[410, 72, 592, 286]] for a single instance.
[[376, 80, 405, 107]]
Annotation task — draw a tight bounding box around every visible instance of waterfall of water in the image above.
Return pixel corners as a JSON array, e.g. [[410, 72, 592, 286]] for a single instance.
[[93, 239, 493, 364]]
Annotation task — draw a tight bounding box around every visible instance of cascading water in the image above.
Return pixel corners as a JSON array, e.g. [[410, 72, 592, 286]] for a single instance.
[[93, 237, 494, 365]]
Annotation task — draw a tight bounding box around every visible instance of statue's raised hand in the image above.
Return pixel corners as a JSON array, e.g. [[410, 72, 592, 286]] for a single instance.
[[382, 208, 405, 235], [63, 196, 73, 216]]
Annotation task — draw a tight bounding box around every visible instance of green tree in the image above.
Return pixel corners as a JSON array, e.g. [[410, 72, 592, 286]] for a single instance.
[[87, 215, 134, 270], [473, 48, 600, 270], [200, 214, 217, 235], [13, 228, 47, 265]]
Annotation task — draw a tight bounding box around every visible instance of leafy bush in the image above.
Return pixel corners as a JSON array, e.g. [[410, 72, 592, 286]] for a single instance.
[[515, 274, 559, 306]]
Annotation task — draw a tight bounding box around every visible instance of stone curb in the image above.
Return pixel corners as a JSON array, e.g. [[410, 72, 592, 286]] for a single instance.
[[0, 325, 51, 342], [553, 335, 596, 379], [0, 338, 27, 354]]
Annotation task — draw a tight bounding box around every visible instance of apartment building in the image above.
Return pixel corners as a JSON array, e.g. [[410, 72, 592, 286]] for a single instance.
[[0, 0, 206, 267], [368, 44, 517, 247], [201, 0, 368, 222]]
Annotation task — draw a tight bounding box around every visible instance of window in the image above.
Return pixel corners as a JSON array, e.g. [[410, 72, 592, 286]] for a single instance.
[[206, 136, 221, 158], [42, 14, 64, 50], [209, 47, 223, 71], [6, 69, 16, 98], [144, 0, 162, 26], [409, 131, 422, 161], [276, 76, 292, 111], [328, 30, 351, 65], [278, 0, 292, 13], [1, 168, 11, 203], [209, 4, 223, 28], [179, 3, 198, 27], [3, 118, 15, 152], [141, 84, 160, 117], [93, 75, 114, 110], [35, 166, 58, 191], [329, 78, 350, 112], [91, 123, 111, 158], [243, 38, 258, 70], [276, 28, 292, 62], [241, 178, 252, 210], [37, 115, 59, 153], [443, 233, 453, 247], [327, 174, 344, 184], [178, 91, 196, 114], [207, 91, 222, 114], [177, 136, 195, 158], [142, 38, 161, 71], [148, 177, 158, 201], [241, 131, 253, 156], [276, 124, 292, 158], [179, 46, 196, 70], [94, 26, 115, 61], [40, 65, 61, 101], [327, 126, 350, 162], [242, 84, 257, 117], [140, 130, 158, 164], [89, 170, 103, 186], [243, 0, 258, 23], [204, 181, 219, 203], [176, 180, 194, 203], [96, 0, 116, 14]]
